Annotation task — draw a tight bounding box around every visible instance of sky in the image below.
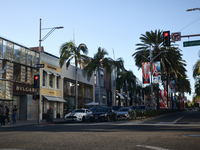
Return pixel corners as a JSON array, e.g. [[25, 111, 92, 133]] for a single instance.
[[1, 0, 200, 101]]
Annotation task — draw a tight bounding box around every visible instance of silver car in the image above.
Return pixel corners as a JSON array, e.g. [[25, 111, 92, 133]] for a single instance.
[[116, 107, 133, 118]]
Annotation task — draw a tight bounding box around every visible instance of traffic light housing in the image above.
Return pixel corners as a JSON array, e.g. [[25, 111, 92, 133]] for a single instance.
[[34, 75, 40, 88], [163, 31, 170, 47], [33, 94, 39, 100]]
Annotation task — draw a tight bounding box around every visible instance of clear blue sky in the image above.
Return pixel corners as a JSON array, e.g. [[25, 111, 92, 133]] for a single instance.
[[1, 0, 200, 101]]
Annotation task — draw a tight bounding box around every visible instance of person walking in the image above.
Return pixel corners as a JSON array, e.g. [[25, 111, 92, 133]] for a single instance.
[[5, 106, 10, 124], [1, 105, 7, 126], [0, 104, 2, 126], [12, 105, 18, 124]]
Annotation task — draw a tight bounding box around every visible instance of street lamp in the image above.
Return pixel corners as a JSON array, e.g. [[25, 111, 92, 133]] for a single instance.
[[38, 18, 63, 123], [186, 8, 200, 11]]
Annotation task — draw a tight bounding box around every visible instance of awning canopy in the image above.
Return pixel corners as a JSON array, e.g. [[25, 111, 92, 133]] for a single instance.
[[43, 95, 66, 102], [116, 92, 125, 100], [124, 94, 131, 100]]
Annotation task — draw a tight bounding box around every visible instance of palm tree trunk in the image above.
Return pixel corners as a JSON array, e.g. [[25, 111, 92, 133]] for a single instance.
[[125, 80, 128, 107], [98, 70, 101, 106], [75, 67, 78, 109]]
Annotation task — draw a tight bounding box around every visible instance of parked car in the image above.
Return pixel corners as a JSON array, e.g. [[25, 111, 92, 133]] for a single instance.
[[135, 105, 147, 112], [64, 108, 92, 122], [89, 107, 117, 122], [85, 106, 107, 121], [110, 106, 122, 112], [116, 107, 133, 118]]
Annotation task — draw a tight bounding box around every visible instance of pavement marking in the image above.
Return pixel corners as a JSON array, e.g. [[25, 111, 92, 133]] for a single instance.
[[137, 145, 170, 150], [173, 116, 184, 123]]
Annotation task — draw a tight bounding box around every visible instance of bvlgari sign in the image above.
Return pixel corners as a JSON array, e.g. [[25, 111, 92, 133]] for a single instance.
[[13, 83, 38, 94]]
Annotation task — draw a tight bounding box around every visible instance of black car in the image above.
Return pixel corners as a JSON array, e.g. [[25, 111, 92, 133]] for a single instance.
[[89, 107, 117, 122], [110, 106, 122, 112]]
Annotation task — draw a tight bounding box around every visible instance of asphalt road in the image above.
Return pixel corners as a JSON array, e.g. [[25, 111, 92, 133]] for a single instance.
[[0, 110, 200, 150]]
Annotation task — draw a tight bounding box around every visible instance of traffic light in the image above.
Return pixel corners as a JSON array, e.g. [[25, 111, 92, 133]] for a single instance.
[[34, 75, 40, 88], [163, 31, 170, 47], [33, 94, 39, 100]]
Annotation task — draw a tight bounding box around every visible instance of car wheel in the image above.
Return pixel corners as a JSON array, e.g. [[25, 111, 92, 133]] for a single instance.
[[114, 115, 118, 121], [82, 116, 85, 122], [107, 116, 110, 122]]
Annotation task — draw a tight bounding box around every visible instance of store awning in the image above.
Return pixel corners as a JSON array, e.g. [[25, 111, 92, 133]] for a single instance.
[[124, 94, 131, 100], [43, 95, 66, 102], [116, 92, 125, 100]]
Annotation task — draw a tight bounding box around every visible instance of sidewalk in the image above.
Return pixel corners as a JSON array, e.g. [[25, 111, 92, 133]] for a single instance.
[[0, 118, 65, 127]]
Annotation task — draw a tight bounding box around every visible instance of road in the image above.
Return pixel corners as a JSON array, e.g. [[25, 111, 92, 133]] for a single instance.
[[0, 110, 200, 150]]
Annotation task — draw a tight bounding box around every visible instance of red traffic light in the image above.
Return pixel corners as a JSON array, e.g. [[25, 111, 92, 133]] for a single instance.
[[164, 32, 168, 37], [34, 76, 39, 80]]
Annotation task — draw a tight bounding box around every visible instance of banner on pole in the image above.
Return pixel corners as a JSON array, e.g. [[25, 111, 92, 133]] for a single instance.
[[152, 61, 161, 83], [142, 62, 150, 84]]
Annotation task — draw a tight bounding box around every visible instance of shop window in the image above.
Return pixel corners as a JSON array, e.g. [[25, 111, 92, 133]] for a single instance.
[[14, 45, 21, 63], [84, 86, 92, 98], [78, 83, 82, 97], [42, 70, 47, 87], [64, 80, 75, 96], [13, 63, 21, 82], [56, 76, 60, 90], [0, 38, 3, 58], [49, 73, 54, 88]]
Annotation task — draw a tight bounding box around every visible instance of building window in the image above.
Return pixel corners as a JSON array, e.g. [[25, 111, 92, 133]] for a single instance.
[[56, 76, 60, 89], [64, 80, 75, 96], [49, 73, 54, 88], [94, 74, 97, 87], [42, 70, 47, 87]]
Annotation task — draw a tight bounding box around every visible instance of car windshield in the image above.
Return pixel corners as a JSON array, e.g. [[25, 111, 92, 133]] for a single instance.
[[72, 109, 85, 113], [89, 107, 99, 112], [136, 106, 146, 109], [118, 108, 129, 111], [95, 108, 108, 112]]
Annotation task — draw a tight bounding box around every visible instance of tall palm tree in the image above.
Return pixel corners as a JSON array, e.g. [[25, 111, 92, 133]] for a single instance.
[[82, 47, 114, 105], [132, 29, 188, 107], [59, 40, 88, 109]]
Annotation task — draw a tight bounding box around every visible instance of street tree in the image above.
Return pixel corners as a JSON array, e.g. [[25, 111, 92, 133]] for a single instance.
[[59, 40, 88, 109], [82, 47, 113, 106]]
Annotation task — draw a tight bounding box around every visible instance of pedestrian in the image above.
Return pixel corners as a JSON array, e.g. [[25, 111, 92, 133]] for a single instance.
[[5, 106, 10, 124], [0, 104, 2, 126], [12, 105, 18, 124], [1, 105, 7, 126]]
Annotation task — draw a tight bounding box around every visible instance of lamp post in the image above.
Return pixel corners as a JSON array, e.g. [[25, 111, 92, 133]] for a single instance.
[[38, 19, 63, 123], [186, 8, 200, 11]]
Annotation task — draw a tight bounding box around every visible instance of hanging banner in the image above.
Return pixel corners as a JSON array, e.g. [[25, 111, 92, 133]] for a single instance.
[[142, 62, 150, 84], [170, 80, 175, 93], [152, 61, 161, 83]]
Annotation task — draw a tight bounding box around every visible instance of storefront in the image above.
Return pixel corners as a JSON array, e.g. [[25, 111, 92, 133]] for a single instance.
[[0, 37, 39, 121]]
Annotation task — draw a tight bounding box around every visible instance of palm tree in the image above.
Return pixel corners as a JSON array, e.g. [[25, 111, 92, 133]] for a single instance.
[[82, 47, 115, 106], [132, 29, 188, 108], [59, 40, 88, 109], [116, 70, 136, 107], [193, 60, 200, 80]]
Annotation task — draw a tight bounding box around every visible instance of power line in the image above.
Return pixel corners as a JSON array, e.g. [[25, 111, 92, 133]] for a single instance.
[[179, 17, 200, 32]]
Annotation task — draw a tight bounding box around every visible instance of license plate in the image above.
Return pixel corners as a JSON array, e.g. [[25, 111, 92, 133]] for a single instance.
[[95, 116, 98, 119]]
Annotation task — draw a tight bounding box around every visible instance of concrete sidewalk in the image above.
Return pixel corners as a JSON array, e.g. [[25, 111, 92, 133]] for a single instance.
[[0, 118, 65, 127]]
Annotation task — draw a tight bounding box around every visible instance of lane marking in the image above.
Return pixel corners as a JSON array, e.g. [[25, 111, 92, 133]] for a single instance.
[[137, 145, 170, 150], [173, 116, 184, 123]]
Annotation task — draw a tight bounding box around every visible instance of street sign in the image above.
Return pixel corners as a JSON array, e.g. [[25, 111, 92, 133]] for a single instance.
[[171, 32, 181, 41], [183, 40, 200, 47], [34, 64, 44, 68]]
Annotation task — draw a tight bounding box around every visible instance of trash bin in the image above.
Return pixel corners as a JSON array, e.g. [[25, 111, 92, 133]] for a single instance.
[[46, 108, 53, 122]]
